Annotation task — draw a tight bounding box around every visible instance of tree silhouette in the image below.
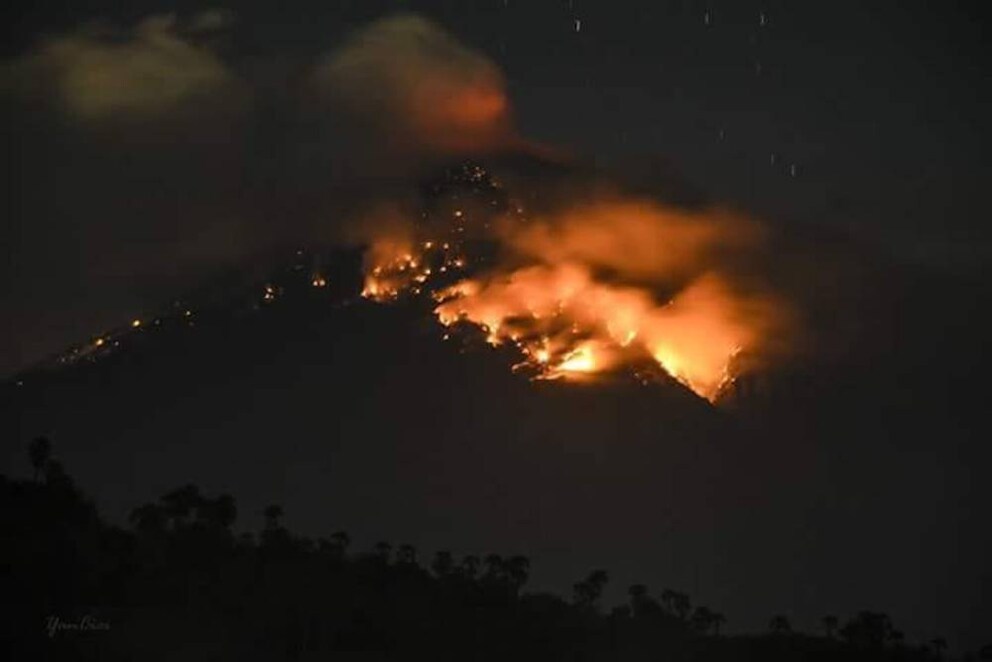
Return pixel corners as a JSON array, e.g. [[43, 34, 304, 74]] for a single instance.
[[197, 494, 237, 529], [431, 550, 454, 577], [503, 555, 530, 594], [660, 588, 676, 613], [373, 540, 392, 562], [769, 615, 792, 634], [823, 615, 839, 639], [162, 484, 202, 527], [461, 554, 480, 579], [660, 588, 691, 621], [330, 530, 350, 554], [932, 637, 947, 660], [673, 592, 691, 621], [691, 606, 717, 634], [263, 504, 284, 530], [628, 583, 647, 604], [628, 584, 656, 617], [573, 569, 609, 609], [610, 604, 631, 619], [397, 543, 417, 566], [42, 459, 74, 490], [841, 611, 894, 649], [330, 530, 349, 547], [711, 611, 726, 636], [484, 553, 503, 578], [130, 502, 167, 532], [28, 436, 51, 481], [1, 441, 952, 662]]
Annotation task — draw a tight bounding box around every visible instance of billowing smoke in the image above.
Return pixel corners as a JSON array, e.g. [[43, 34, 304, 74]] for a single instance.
[[298, 15, 794, 402], [1, 13, 245, 126], [361, 182, 790, 402], [499, 198, 761, 283], [311, 14, 515, 158]]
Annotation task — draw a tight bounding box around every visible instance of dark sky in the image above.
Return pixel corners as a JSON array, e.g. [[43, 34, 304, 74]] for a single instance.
[[3, 0, 991, 652]]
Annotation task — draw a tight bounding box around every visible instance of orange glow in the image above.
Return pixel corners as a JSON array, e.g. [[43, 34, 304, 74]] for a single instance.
[[431, 264, 758, 400], [407, 80, 511, 152], [362, 233, 470, 303], [556, 343, 597, 374], [360, 189, 783, 402], [317, 14, 515, 156]]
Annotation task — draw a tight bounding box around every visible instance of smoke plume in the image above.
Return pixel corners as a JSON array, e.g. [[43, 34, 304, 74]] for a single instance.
[[311, 14, 515, 158]]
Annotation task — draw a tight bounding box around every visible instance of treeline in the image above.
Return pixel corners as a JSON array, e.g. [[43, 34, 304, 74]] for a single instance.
[[2, 438, 988, 661]]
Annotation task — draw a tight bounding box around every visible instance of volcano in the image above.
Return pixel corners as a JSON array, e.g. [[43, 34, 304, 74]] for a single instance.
[[3, 155, 991, 650]]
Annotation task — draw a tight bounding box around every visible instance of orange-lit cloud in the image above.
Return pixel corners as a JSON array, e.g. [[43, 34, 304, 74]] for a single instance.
[[311, 14, 514, 155], [500, 198, 760, 283], [363, 192, 788, 402]]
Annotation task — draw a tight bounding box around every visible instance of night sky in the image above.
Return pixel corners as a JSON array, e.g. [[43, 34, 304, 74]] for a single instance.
[[3, 0, 991, 652]]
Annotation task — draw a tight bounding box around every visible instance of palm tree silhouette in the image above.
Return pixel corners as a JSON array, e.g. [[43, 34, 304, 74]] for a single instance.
[[628, 584, 648, 616], [197, 494, 237, 529], [431, 550, 454, 577], [11, 457, 963, 661], [769, 615, 792, 635], [503, 555, 530, 593], [840, 611, 893, 648], [822, 615, 839, 639], [673, 592, 691, 621], [28, 436, 51, 481], [712, 612, 726, 636], [264, 504, 284, 530], [483, 553, 504, 582], [42, 459, 73, 489], [397, 543, 417, 566], [661, 589, 691, 621], [461, 555, 480, 579], [162, 484, 203, 528], [330, 530, 350, 555], [130, 503, 167, 532], [691, 606, 717, 634], [660, 588, 676, 613], [573, 569, 609, 608], [373, 541, 392, 562]]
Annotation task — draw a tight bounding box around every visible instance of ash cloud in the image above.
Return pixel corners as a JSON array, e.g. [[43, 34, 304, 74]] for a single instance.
[[499, 197, 762, 286], [309, 14, 516, 160], [2, 13, 246, 126]]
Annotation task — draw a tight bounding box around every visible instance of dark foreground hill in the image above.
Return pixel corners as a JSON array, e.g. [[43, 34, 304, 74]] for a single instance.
[[4, 448, 980, 661]]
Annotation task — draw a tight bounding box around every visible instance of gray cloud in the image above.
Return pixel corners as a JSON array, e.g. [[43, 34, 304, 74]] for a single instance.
[[2, 12, 245, 124]]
